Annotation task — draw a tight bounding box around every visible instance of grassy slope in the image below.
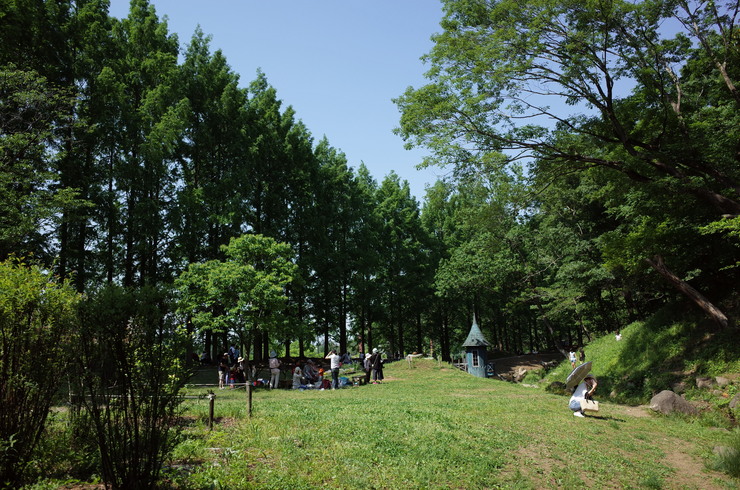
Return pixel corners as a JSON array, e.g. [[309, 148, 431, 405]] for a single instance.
[[540, 312, 740, 407], [171, 355, 737, 489]]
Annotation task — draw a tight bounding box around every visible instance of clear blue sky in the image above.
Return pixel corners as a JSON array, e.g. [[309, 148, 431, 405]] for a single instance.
[[107, 0, 445, 201]]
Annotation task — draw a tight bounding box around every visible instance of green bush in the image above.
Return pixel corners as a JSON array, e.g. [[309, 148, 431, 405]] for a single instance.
[[0, 259, 80, 486], [712, 429, 740, 477], [69, 285, 193, 489]]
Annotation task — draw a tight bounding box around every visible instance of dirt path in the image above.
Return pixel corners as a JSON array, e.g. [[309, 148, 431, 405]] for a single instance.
[[491, 352, 563, 376]]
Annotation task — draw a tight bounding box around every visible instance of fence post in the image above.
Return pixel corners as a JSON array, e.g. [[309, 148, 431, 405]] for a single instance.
[[208, 393, 215, 430], [247, 382, 253, 418]]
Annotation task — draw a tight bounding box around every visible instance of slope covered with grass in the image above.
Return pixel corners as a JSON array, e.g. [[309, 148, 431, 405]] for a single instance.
[[541, 312, 740, 409], [161, 357, 736, 489]]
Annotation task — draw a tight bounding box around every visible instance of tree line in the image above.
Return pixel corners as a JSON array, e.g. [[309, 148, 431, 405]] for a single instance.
[[2, 0, 738, 368]]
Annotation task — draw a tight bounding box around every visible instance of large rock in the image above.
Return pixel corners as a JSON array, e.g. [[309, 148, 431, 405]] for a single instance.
[[671, 381, 687, 394], [715, 376, 731, 388], [650, 390, 699, 415], [696, 377, 714, 389], [730, 393, 740, 410]]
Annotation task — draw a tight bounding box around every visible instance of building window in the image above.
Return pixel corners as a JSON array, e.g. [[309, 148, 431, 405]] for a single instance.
[[472, 350, 479, 367]]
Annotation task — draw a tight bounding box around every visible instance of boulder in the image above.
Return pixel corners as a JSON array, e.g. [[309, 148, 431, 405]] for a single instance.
[[730, 393, 740, 410], [670, 381, 687, 394], [696, 377, 715, 389], [649, 390, 699, 415], [715, 376, 731, 388], [545, 381, 568, 396]]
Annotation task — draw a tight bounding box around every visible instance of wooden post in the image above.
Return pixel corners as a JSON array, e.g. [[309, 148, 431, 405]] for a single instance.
[[247, 382, 253, 418], [208, 393, 215, 430]]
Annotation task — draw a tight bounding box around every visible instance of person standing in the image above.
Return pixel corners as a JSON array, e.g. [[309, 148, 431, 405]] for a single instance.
[[363, 353, 372, 385], [218, 353, 229, 389], [268, 351, 281, 389], [569, 348, 577, 369], [370, 348, 383, 384], [325, 350, 341, 390]]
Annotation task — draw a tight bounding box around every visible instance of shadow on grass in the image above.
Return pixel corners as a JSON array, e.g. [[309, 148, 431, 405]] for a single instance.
[[584, 415, 627, 423]]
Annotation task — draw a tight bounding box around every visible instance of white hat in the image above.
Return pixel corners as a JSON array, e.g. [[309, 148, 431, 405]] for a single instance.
[[372, 348, 378, 354]]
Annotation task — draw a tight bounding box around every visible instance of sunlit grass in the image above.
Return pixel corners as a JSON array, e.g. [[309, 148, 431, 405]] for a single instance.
[[168, 359, 736, 488]]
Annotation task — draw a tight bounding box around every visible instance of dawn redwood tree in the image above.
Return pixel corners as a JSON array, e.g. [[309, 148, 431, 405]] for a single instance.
[[175, 28, 250, 267], [0, 67, 81, 260], [103, 0, 187, 287], [374, 172, 429, 355], [349, 164, 383, 356]]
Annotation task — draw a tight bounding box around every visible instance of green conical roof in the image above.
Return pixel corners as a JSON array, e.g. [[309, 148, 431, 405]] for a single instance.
[[462, 319, 490, 347]]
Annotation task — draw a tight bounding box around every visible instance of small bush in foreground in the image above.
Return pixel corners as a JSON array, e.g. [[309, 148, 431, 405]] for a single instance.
[[70, 285, 192, 489], [0, 259, 79, 486], [712, 428, 740, 478]]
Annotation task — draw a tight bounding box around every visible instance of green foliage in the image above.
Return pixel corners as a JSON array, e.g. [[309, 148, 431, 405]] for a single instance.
[[0, 67, 87, 260], [542, 312, 740, 407], [176, 234, 298, 346], [0, 258, 80, 486], [70, 284, 192, 489], [712, 429, 740, 478], [397, 0, 740, 347]]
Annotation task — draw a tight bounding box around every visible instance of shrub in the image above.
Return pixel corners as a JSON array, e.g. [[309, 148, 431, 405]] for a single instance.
[[712, 429, 740, 478], [69, 285, 193, 489], [0, 259, 79, 486]]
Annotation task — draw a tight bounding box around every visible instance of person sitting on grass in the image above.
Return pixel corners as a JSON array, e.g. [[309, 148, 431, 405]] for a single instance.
[[303, 359, 319, 385], [292, 365, 303, 389], [569, 373, 597, 418]]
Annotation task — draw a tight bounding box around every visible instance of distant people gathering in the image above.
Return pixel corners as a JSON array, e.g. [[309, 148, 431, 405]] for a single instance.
[[208, 347, 390, 391]]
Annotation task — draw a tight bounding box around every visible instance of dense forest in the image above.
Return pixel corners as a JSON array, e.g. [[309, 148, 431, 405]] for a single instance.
[[2, 0, 738, 364]]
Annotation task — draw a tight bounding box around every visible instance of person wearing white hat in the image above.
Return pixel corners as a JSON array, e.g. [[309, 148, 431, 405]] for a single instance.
[[370, 348, 383, 384], [363, 352, 372, 385], [269, 352, 281, 389]]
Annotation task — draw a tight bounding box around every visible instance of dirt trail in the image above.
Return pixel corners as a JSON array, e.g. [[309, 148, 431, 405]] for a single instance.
[[491, 352, 563, 376]]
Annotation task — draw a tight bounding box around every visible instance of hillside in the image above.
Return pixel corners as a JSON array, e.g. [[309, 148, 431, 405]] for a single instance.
[[536, 313, 740, 411], [139, 355, 739, 489]]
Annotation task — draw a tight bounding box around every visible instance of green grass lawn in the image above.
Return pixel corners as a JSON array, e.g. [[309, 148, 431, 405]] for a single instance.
[[169, 359, 737, 489]]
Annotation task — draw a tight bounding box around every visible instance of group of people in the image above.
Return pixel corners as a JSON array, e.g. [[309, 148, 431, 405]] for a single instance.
[[568, 346, 586, 369], [217, 350, 254, 389], [363, 348, 385, 385], [291, 349, 386, 390]]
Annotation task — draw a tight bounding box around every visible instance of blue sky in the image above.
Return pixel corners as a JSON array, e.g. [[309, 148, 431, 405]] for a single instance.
[[107, 0, 446, 201]]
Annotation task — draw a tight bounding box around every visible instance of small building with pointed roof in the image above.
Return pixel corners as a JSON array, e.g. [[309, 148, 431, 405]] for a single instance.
[[462, 318, 490, 378]]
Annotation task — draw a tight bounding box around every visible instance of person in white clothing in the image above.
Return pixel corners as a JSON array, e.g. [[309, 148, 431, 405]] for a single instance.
[[569, 374, 597, 417], [325, 350, 341, 389]]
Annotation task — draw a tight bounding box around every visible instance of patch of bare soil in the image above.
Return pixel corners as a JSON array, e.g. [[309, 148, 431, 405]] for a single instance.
[[492, 353, 563, 379], [657, 436, 733, 489], [496, 442, 558, 486], [620, 405, 652, 418]]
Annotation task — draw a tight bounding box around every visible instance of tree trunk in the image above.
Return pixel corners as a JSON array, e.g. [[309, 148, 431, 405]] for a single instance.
[[535, 301, 568, 358], [645, 255, 730, 329]]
